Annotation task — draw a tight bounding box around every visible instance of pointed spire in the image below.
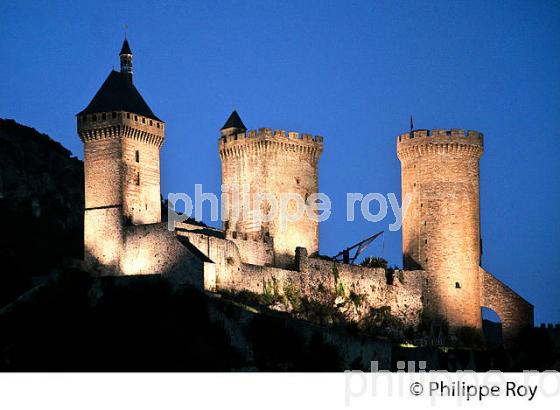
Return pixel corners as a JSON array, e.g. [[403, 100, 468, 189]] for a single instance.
[[119, 37, 133, 78], [120, 38, 132, 55], [221, 110, 246, 131]]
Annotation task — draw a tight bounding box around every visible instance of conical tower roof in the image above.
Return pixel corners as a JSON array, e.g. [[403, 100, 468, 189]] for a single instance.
[[120, 38, 132, 55], [221, 110, 246, 130]]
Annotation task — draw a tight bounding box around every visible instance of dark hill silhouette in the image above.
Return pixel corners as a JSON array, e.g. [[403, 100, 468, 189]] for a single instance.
[[0, 118, 84, 308], [0, 272, 346, 371], [1, 271, 557, 371]]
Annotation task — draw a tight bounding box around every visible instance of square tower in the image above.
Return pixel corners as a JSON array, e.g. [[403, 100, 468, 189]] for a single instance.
[[77, 39, 164, 274]]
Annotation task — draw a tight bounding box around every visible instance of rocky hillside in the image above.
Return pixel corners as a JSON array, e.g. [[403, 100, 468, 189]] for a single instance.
[[1, 273, 556, 371], [0, 273, 375, 371], [0, 119, 84, 308]]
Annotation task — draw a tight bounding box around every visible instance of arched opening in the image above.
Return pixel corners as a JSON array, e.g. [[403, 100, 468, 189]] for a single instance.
[[481, 307, 503, 348]]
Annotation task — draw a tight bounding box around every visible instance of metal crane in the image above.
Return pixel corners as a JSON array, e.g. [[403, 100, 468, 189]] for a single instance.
[[331, 230, 384, 265]]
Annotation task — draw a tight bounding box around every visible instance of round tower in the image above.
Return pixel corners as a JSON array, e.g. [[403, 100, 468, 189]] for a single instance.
[[397, 128, 484, 330], [219, 111, 323, 268]]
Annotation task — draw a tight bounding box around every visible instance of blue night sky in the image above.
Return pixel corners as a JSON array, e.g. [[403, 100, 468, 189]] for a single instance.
[[1, 0, 559, 324]]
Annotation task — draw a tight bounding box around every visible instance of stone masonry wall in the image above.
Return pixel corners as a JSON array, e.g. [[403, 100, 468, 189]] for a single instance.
[[122, 222, 214, 289], [219, 128, 323, 268], [174, 222, 243, 285], [174, 224, 426, 329], [217, 249, 426, 329], [225, 230, 274, 266], [83, 207, 123, 274], [78, 110, 165, 274], [174, 222, 275, 282], [480, 267, 534, 347], [397, 129, 484, 330], [122, 137, 161, 225], [83, 137, 123, 208], [82, 136, 124, 273]]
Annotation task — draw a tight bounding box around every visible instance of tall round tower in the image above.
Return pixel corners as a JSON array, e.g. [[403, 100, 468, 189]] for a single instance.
[[397, 128, 484, 330], [219, 111, 323, 268]]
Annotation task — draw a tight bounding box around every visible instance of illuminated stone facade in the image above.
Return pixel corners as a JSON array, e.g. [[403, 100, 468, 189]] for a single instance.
[[77, 39, 533, 347], [219, 122, 323, 268], [397, 129, 484, 329], [397, 129, 533, 341]]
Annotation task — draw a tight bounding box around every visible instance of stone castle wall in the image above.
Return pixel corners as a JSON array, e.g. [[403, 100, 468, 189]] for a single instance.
[[397, 129, 484, 330], [84, 207, 123, 274], [219, 128, 323, 268], [216, 248, 426, 329], [172, 222, 426, 329], [118, 222, 216, 290], [174, 222, 243, 284], [480, 267, 534, 347], [173, 223, 534, 345], [225, 230, 274, 266]]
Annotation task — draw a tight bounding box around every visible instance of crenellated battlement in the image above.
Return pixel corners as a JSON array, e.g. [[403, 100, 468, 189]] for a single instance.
[[397, 128, 483, 142], [77, 111, 165, 147], [397, 128, 483, 162], [219, 127, 323, 160], [219, 119, 323, 268]]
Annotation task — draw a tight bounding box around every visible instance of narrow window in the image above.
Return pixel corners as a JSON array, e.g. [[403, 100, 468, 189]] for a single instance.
[[135, 115, 138, 121], [136, 172, 140, 185], [149, 120, 153, 126], [135, 150, 140, 163], [112, 112, 117, 119], [142, 117, 145, 124], [102, 113, 106, 120], [425, 239, 427, 244], [157, 123, 160, 128], [127, 113, 131, 119], [455, 282, 461, 289], [92, 114, 97, 122]]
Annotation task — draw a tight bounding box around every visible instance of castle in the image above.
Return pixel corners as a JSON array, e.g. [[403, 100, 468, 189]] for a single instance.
[[76, 39, 533, 346]]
